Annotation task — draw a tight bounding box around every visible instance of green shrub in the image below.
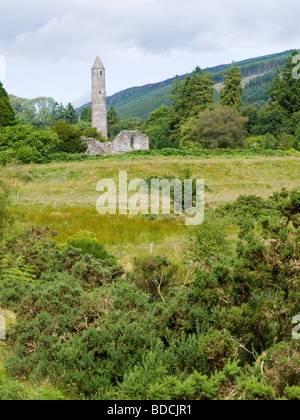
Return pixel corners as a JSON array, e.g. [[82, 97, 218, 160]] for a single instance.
[[52, 121, 87, 154], [67, 232, 112, 261], [0, 124, 61, 163], [0, 190, 299, 400], [82, 127, 107, 142], [131, 255, 178, 301]]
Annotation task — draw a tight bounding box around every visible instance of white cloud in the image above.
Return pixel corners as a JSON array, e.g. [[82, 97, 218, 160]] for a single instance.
[[0, 0, 299, 104]]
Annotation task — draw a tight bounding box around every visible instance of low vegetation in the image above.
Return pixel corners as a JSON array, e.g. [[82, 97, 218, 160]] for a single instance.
[[0, 182, 299, 400]]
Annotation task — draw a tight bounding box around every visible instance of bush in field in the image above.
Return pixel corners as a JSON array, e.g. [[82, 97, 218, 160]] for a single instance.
[[52, 121, 87, 154], [191, 105, 248, 149], [279, 133, 298, 150], [246, 134, 279, 150], [0, 226, 123, 299], [131, 255, 178, 301], [67, 231, 112, 261], [0, 124, 61, 163]]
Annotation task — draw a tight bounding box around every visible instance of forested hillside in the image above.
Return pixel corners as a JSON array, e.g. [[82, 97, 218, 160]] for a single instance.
[[77, 50, 297, 119]]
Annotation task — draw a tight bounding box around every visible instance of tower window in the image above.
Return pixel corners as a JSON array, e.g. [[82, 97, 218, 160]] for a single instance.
[[131, 137, 134, 149], [100, 71, 103, 76], [99, 90, 102, 94]]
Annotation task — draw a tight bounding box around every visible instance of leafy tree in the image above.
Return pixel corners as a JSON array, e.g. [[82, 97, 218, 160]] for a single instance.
[[107, 106, 121, 138], [191, 105, 248, 149], [64, 103, 78, 125], [73, 120, 91, 132], [15, 97, 56, 129], [107, 113, 143, 140], [107, 106, 119, 126], [8, 95, 27, 114], [242, 106, 259, 135], [80, 107, 92, 123], [251, 102, 287, 137], [0, 82, 17, 127], [278, 133, 297, 150], [52, 121, 86, 153], [82, 127, 106, 142], [170, 68, 215, 134], [246, 134, 278, 150], [0, 124, 61, 163], [270, 51, 300, 116], [51, 102, 66, 124], [142, 105, 172, 149], [220, 65, 243, 110]]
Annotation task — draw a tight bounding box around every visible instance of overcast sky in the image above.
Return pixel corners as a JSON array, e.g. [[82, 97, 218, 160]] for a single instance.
[[0, 0, 299, 107]]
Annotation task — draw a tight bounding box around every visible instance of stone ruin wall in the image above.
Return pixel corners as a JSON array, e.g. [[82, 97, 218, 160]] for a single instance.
[[82, 130, 149, 155]]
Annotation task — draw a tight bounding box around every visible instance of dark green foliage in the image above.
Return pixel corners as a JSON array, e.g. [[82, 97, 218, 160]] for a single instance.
[[279, 133, 298, 150], [0, 82, 17, 128], [82, 127, 106, 142], [270, 51, 300, 116], [52, 121, 87, 154], [142, 105, 173, 149], [67, 232, 116, 265], [251, 102, 288, 137], [170, 68, 215, 134], [0, 124, 61, 163], [107, 106, 121, 138], [107, 111, 143, 140], [76, 50, 294, 120], [0, 190, 299, 400], [242, 72, 276, 108], [131, 255, 178, 301], [80, 107, 92, 123], [220, 66, 243, 110], [191, 105, 248, 149], [63, 103, 78, 125]]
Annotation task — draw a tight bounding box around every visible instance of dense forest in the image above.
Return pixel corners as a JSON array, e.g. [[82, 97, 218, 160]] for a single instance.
[[77, 50, 296, 120]]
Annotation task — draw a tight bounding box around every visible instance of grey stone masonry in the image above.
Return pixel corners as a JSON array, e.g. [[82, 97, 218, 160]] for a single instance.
[[92, 56, 108, 138], [82, 130, 149, 155]]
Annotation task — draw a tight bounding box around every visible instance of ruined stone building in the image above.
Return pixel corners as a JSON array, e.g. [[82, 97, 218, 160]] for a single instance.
[[83, 56, 149, 155], [82, 130, 149, 155]]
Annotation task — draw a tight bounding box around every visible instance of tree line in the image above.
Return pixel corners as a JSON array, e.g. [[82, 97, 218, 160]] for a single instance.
[[0, 51, 300, 164]]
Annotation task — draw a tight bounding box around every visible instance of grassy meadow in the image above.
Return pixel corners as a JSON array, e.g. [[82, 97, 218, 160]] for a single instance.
[[2, 154, 300, 267]]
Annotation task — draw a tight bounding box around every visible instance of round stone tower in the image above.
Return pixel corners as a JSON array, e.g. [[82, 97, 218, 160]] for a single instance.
[[92, 56, 108, 138]]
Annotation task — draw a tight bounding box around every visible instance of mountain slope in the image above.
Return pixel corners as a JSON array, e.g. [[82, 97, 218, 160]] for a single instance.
[[77, 50, 297, 120]]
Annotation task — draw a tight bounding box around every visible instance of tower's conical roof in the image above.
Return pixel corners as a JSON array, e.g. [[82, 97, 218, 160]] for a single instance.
[[92, 56, 105, 69]]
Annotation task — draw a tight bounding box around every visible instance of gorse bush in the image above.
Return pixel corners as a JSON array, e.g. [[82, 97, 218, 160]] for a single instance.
[[131, 255, 179, 302], [67, 231, 113, 262], [0, 191, 299, 400]]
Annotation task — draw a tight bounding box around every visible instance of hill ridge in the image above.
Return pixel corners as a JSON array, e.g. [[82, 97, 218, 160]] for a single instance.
[[77, 49, 298, 120]]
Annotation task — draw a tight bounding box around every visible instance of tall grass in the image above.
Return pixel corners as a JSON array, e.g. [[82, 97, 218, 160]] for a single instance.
[[2, 155, 299, 264]]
